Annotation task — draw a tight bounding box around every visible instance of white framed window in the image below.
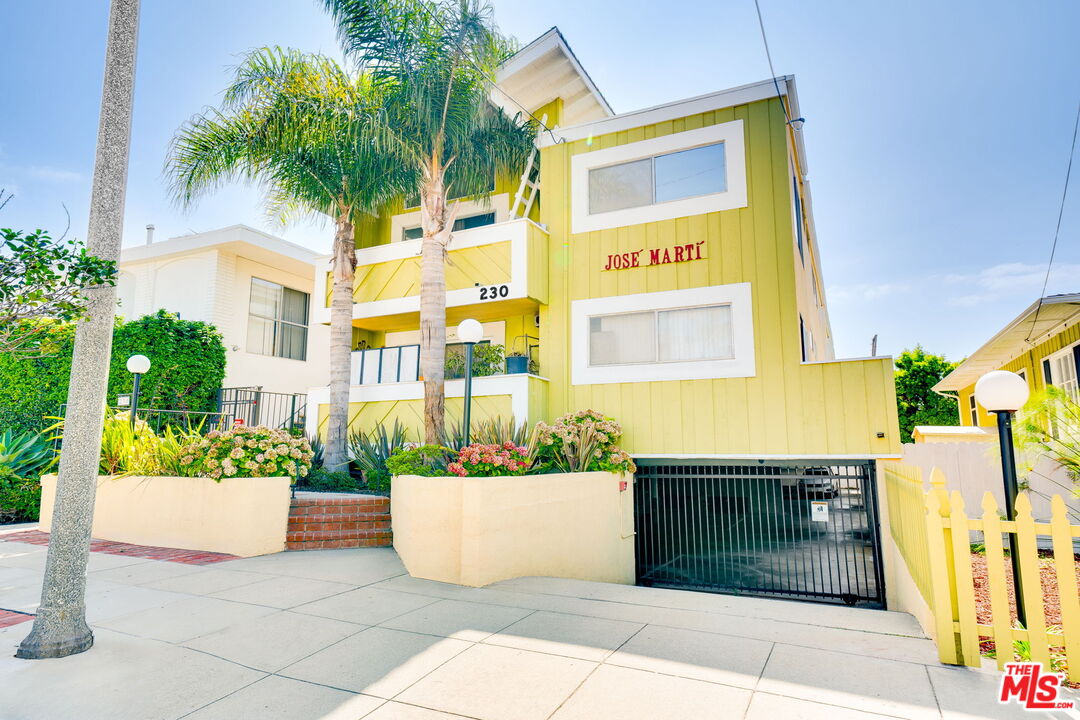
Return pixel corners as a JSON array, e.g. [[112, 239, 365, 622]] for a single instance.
[[968, 394, 978, 426], [571, 121, 747, 234], [401, 211, 496, 242], [247, 278, 309, 361], [571, 283, 755, 385], [1046, 343, 1079, 398]]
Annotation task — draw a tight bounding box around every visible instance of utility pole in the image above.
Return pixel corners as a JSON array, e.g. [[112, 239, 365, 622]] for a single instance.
[[18, 0, 140, 659]]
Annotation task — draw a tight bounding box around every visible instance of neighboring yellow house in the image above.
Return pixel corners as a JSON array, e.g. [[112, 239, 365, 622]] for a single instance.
[[307, 27, 900, 461], [934, 293, 1080, 425]]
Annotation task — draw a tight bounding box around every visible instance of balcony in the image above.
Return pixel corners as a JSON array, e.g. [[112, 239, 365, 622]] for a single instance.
[[350, 343, 538, 386], [313, 218, 549, 331]]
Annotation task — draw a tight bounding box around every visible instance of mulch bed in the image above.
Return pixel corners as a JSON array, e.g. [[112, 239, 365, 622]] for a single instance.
[[971, 549, 1080, 685]]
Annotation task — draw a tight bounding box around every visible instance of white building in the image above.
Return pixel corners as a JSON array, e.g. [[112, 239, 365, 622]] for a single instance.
[[117, 225, 328, 397]]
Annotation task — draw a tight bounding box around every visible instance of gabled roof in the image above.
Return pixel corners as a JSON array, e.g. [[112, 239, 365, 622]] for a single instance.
[[495, 27, 612, 127], [934, 293, 1080, 392]]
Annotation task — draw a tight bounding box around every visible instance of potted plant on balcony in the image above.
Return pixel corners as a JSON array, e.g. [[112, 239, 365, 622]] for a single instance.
[[505, 351, 529, 375], [505, 334, 536, 375]]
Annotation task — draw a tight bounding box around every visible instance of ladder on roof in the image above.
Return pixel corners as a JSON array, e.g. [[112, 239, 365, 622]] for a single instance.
[[510, 114, 547, 220]]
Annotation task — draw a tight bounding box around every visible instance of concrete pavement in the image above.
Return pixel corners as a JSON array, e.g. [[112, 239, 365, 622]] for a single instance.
[[0, 531, 1075, 720]]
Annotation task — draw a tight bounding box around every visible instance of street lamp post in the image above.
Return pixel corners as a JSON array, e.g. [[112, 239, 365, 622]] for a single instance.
[[456, 319, 483, 447], [126, 354, 151, 430], [974, 370, 1030, 626]]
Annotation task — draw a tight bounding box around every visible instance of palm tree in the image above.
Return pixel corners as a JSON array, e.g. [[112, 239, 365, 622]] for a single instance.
[[323, 0, 535, 443], [165, 47, 408, 471]]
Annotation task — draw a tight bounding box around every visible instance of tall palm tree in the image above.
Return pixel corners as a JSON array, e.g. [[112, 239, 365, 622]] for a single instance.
[[165, 47, 408, 471], [323, 0, 535, 443]]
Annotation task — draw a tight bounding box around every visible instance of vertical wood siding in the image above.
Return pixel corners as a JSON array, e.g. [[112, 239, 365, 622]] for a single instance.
[[538, 96, 899, 456]]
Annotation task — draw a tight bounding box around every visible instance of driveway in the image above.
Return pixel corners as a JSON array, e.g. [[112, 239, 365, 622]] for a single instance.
[[0, 530, 1073, 720]]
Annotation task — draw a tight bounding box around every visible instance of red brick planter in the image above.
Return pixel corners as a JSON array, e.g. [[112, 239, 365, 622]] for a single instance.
[[286, 492, 391, 550]]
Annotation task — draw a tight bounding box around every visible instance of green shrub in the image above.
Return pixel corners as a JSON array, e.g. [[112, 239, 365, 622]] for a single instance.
[[0, 428, 58, 477], [0, 310, 226, 435], [349, 420, 409, 494], [533, 410, 636, 474], [182, 425, 313, 480], [386, 445, 452, 477], [0, 469, 41, 524], [303, 468, 361, 493], [445, 342, 504, 379]]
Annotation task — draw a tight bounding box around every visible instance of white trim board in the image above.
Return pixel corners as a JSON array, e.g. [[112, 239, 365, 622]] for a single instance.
[[570, 121, 747, 234], [571, 283, 755, 385], [539, 77, 787, 147], [634, 453, 900, 461], [305, 373, 542, 431]]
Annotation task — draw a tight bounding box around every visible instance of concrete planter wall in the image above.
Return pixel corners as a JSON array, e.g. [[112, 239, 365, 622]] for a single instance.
[[38, 474, 292, 557], [391, 471, 635, 587]]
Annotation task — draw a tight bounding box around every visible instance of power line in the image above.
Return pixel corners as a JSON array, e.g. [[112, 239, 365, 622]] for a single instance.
[[753, 0, 792, 125], [1026, 99, 1080, 343]]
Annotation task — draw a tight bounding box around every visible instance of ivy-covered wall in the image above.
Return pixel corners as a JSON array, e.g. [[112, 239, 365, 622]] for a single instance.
[[0, 310, 226, 434]]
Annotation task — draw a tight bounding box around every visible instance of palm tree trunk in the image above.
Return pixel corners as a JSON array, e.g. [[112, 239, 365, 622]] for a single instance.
[[325, 212, 356, 472], [419, 177, 454, 444], [18, 0, 139, 660]]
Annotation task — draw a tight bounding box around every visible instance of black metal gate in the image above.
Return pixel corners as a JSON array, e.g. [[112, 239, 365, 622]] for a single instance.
[[634, 460, 885, 607], [216, 387, 306, 431]]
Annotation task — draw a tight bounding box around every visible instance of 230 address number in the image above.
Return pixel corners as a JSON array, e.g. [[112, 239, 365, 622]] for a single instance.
[[479, 284, 509, 300]]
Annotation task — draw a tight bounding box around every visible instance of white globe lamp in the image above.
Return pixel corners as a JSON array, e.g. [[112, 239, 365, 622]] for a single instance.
[[456, 318, 483, 345], [973, 369, 1029, 625], [974, 370, 1029, 413], [126, 354, 151, 375], [125, 354, 151, 431]]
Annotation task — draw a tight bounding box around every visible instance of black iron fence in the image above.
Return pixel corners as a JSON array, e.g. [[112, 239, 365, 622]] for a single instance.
[[634, 460, 885, 607], [216, 387, 306, 431]]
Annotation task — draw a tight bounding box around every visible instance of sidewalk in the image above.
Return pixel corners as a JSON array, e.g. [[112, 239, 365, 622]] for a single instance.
[[0, 531, 1074, 720]]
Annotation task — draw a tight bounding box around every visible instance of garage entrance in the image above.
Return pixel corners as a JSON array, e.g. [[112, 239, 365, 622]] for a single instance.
[[633, 460, 885, 607]]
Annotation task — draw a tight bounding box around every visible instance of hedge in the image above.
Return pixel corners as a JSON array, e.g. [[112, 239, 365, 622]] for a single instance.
[[0, 310, 226, 434]]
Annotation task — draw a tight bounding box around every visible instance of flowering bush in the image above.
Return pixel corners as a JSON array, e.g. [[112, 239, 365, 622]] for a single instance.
[[180, 425, 313, 481], [447, 442, 531, 477], [534, 410, 636, 474]]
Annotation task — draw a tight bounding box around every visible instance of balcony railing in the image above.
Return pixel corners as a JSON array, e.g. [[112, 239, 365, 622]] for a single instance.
[[351, 342, 538, 386], [352, 345, 420, 385]]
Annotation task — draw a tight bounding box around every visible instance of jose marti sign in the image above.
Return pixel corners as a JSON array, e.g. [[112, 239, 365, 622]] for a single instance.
[[603, 241, 706, 271]]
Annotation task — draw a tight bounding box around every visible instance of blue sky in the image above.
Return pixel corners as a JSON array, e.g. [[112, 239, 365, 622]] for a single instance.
[[2, 0, 1078, 360]]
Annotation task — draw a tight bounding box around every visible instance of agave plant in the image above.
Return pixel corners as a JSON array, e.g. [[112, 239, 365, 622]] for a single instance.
[[0, 429, 58, 478], [348, 420, 410, 493]]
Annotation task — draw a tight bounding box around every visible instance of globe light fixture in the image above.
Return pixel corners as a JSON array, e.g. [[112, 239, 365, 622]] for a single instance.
[[126, 354, 151, 375], [126, 354, 151, 430], [974, 370, 1030, 413], [974, 369, 1029, 625], [456, 318, 483, 345], [456, 319, 483, 445]]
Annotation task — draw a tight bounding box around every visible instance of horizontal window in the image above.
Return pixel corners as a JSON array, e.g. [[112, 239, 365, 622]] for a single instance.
[[571, 283, 754, 385], [402, 212, 496, 242], [589, 305, 733, 367], [571, 121, 747, 234], [589, 143, 726, 215]]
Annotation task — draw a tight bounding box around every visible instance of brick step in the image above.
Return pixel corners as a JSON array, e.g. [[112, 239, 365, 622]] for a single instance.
[[287, 529, 392, 542], [286, 492, 392, 550], [288, 512, 388, 525], [288, 520, 391, 533]]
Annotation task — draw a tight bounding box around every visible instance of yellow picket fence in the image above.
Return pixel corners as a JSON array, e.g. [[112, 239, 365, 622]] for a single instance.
[[882, 462, 1080, 682]]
